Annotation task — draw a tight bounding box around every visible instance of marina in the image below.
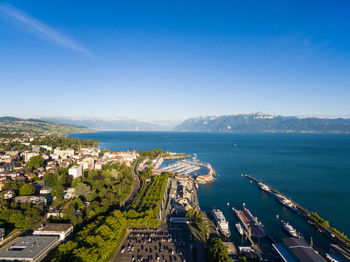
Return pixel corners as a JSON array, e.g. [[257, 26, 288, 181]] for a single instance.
[[243, 174, 350, 258], [161, 159, 202, 175], [159, 158, 216, 183]]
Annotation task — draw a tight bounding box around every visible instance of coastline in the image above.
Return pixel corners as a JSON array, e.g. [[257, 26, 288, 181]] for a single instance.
[[67, 131, 350, 250]]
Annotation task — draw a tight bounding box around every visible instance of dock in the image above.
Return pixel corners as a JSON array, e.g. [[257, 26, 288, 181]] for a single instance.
[[243, 174, 350, 253], [233, 208, 265, 238], [232, 207, 264, 255]]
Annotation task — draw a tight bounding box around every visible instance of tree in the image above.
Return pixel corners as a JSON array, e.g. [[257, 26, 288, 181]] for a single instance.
[[19, 183, 35, 196], [43, 173, 56, 187], [207, 238, 231, 262], [3, 180, 22, 192], [74, 183, 91, 200], [73, 197, 85, 210], [27, 155, 44, 169], [51, 184, 64, 201], [71, 177, 81, 188]]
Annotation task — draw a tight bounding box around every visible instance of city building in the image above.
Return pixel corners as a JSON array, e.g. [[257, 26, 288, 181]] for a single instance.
[[33, 223, 73, 242], [3, 190, 14, 199], [14, 196, 47, 206], [77, 157, 95, 170], [53, 148, 74, 159], [46, 207, 63, 219], [0, 163, 13, 173], [63, 188, 75, 199], [0, 181, 5, 191], [0, 236, 59, 262], [39, 186, 52, 195], [273, 237, 327, 262], [68, 165, 82, 178], [22, 152, 39, 162]]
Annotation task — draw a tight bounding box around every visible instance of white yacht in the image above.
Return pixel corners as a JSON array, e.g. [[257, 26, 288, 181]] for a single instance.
[[258, 182, 271, 192], [235, 223, 244, 236], [275, 194, 297, 211], [282, 221, 299, 238]]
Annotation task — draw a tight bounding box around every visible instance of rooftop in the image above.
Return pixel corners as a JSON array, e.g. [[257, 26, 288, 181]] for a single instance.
[[34, 223, 73, 233], [0, 236, 58, 260], [278, 237, 327, 262]]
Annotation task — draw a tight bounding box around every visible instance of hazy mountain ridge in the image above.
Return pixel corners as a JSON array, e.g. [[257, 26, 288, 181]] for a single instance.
[[0, 116, 92, 134], [174, 113, 350, 133], [41, 118, 175, 131]]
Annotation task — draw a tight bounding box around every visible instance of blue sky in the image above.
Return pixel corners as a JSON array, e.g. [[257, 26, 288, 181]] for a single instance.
[[1, 0, 350, 121]]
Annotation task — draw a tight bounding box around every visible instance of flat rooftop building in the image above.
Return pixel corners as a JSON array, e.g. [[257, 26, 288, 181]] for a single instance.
[[0, 236, 58, 262], [33, 223, 73, 242], [273, 237, 327, 262]]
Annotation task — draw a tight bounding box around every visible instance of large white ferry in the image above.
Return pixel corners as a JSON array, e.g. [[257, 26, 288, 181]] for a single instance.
[[212, 209, 231, 237]]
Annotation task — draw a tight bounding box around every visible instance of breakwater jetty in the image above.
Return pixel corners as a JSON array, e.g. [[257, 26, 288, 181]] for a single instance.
[[242, 174, 350, 254]]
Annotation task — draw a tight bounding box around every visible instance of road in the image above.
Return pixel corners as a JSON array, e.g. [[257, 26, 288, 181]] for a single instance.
[[188, 226, 207, 262], [120, 157, 141, 210]]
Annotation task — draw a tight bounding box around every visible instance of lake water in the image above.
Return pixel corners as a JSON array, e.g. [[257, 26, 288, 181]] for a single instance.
[[69, 131, 350, 251]]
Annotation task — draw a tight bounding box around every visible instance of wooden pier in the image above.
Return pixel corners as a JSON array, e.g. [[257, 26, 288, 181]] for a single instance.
[[242, 174, 350, 253]]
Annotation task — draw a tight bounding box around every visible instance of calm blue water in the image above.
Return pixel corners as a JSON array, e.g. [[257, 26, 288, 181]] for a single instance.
[[70, 131, 350, 250]]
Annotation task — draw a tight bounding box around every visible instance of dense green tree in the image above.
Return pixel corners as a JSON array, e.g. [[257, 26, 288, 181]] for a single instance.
[[0, 200, 41, 229], [2, 180, 23, 192], [74, 183, 91, 200], [27, 155, 44, 169], [19, 183, 35, 196], [71, 177, 82, 188], [43, 173, 56, 187], [207, 238, 231, 262], [186, 208, 209, 236], [51, 184, 64, 201], [73, 197, 85, 210]]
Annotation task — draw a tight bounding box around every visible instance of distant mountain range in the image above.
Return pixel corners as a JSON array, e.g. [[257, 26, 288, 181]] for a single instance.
[[0, 117, 92, 134], [174, 113, 350, 133], [40, 118, 176, 131], [3, 113, 350, 133]]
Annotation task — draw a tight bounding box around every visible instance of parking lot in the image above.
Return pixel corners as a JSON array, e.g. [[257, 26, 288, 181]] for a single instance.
[[115, 225, 192, 262]]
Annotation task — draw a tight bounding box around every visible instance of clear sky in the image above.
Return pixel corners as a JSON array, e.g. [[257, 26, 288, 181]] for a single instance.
[[1, 0, 350, 121]]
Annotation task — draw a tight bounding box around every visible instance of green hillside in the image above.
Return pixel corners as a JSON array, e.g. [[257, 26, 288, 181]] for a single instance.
[[0, 117, 93, 135]]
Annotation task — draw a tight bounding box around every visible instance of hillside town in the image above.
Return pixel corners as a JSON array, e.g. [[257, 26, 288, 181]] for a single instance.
[[0, 131, 222, 262], [0, 132, 139, 261]]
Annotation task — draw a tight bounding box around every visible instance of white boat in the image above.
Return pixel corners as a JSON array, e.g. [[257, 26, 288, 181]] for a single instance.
[[282, 221, 299, 238], [281, 198, 297, 211], [275, 194, 297, 211], [275, 193, 285, 202], [212, 209, 231, 237], [258, 182, 271, 192], [235, 223, 244, 236]]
